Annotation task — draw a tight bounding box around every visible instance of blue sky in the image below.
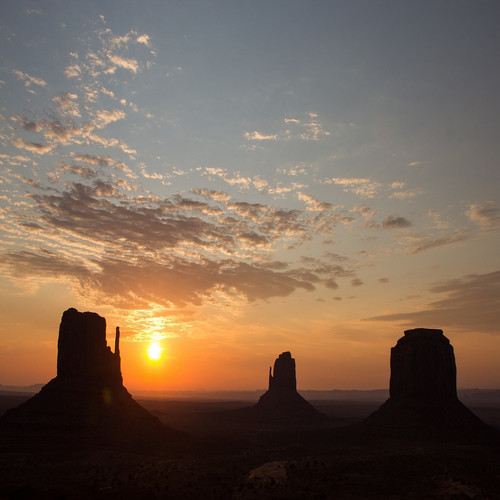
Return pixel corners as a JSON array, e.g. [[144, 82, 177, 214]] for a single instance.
[[0, 1, 499, 390]]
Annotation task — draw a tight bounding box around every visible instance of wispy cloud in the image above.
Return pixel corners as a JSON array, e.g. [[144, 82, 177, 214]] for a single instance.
[[106, 54, 139, 74], [13, 70, 47, 88], [244, 131, 278, 141], [366, 271, 500, 334], [324, 177, 382, 199], [401, 229, 470, 254], [466, 201, 500, 229], [10, 137, 52, 154], [244, 112, 331, 144]]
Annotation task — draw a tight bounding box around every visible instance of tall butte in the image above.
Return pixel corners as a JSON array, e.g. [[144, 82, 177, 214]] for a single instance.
[[0, 308, 181, 447], [362, 328, 491, 439], [253, 351, 325, 421]]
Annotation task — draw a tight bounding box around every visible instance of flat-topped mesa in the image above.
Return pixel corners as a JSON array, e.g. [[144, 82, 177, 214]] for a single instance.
[[57, 307, 122, 385], [268, 351, 297, 392], [390, 328, 457, 402]]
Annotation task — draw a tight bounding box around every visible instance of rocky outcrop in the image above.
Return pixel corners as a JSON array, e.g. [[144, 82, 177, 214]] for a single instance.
[[253, 352, 325, 421], [0, 308, 181, 448], [362, 328, 491, 440]]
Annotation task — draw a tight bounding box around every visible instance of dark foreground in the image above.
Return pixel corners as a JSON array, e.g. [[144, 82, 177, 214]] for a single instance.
[[1, 394, 499, 499]]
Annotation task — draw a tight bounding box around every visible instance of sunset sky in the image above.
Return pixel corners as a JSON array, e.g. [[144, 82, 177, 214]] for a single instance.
[[1, 1, 499, 392]]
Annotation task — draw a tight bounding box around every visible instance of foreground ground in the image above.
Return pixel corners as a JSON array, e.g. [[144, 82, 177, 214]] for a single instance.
[[0, 394, 499, 499]]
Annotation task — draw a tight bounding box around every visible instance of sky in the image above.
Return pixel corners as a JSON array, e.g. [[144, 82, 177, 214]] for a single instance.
[[0, 0, 499, 392]]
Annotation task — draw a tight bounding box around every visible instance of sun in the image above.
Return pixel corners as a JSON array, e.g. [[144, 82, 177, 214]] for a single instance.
[[146, 341, 163, 362]]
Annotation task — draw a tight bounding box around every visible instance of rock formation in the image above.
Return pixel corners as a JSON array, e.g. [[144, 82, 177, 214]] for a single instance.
[[268, 351, 297, 391], [253, 352, 325, 421], [362, 328, 491, 440], [0, 308, 181, 448], [57, 308, 122, 384]]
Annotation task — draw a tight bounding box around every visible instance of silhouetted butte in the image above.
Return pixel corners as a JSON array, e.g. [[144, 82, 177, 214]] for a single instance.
[[0, 308, 181, 448], [362, 328, 492, 440], [252, 351, 325, 421]]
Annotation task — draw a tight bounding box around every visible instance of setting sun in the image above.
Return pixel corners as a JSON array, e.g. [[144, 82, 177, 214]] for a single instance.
[[146, 341, 163, 362]]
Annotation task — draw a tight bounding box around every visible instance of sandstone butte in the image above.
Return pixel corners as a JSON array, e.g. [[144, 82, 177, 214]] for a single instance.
[[362, 328, 491, 440], [0, 308, 182, 448]]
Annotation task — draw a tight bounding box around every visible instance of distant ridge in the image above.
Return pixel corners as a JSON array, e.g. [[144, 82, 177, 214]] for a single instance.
[[3, 386, 499, 406], [0, 383, 45, 394]]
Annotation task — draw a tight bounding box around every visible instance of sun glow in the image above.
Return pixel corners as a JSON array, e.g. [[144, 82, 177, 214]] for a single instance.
[[146, 341, 163, 362]]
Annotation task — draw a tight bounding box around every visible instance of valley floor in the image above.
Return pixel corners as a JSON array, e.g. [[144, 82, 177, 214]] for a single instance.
[[1, 394, 499, 499]]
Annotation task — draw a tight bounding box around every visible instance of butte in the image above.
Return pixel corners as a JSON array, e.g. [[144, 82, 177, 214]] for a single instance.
[[251, 351, 326, 423], [361, 328, 493, 441], [0, 308, 182, 449]]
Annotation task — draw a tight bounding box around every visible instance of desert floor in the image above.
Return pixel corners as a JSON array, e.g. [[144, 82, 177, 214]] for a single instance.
[[1, 393, 499, 499]]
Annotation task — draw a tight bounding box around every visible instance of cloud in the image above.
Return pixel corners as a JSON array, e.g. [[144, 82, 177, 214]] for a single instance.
[[10, 137, 52, 154], [0, 251, 316, 310], [244, 131, 278, 141], [466, 201, 500, 229], [382, 215, 412, 229], [107, 54, 139, 74], [244, 112, 331, 144], [325, 177, 382, 199], [297, 192, 334, 212], [427, 210, 450, 229], [136, 34, 151, 46], [92, 109, 126, 128], [390, 188, 423, 200], [64, 64, 81, 78], [324, 279, 338, 289], [0, 160, 370, 313], [63, 26, 153, 85], [0, 177, 340, 309], [9, 99, 131, 158], [0, 250, 88, 283], [366, 271, 500, 334], [298, 112, 331, 140], [191, 189, 231, 202], [12, 70, 47, 88], [70, 153, 114, 167], [402, 230, 470, 254], [202, 167, 252, 189], [0, 154, 31, 166], [52, 162, 97, 179], [52, 93, 80, 118]]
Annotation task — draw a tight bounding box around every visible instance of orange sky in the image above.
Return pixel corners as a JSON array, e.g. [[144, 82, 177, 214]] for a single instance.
[[0, 2, 499, 392], [1, 278, 498, 391]]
